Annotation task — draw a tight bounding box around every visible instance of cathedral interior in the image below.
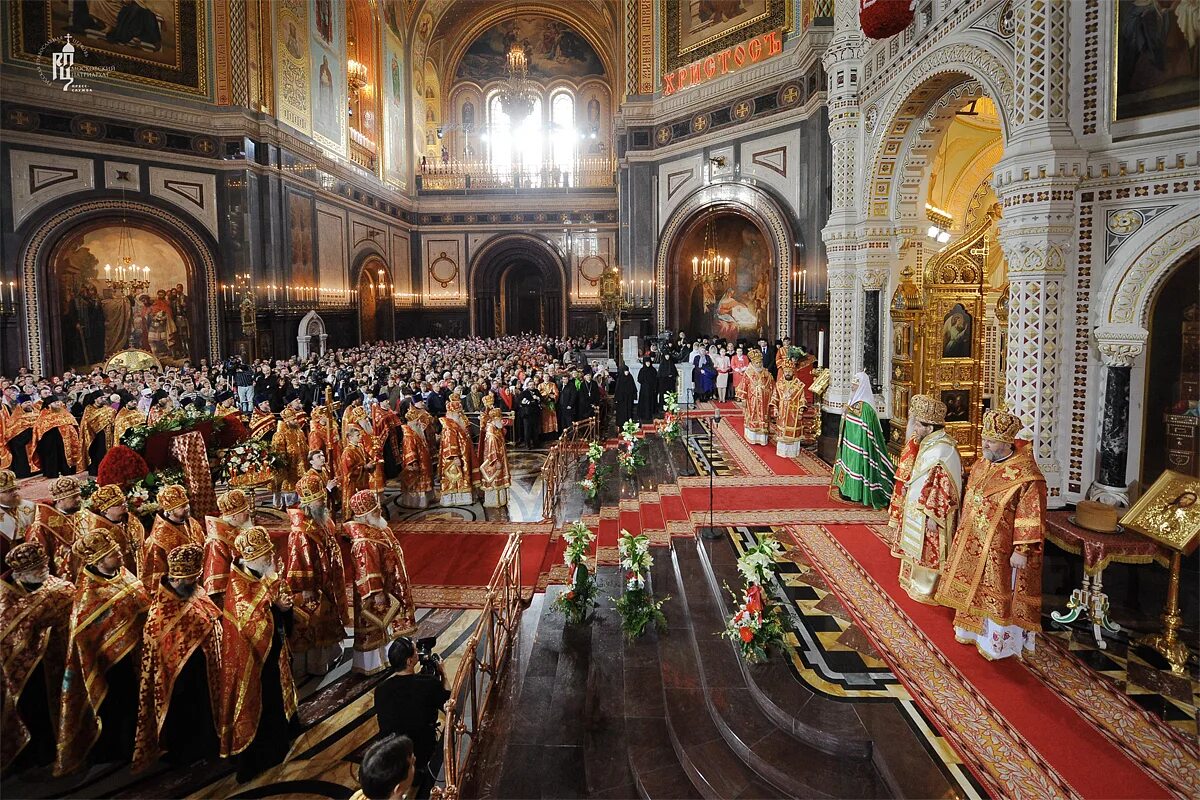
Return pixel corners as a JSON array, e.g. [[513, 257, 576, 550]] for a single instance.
[[0, 0, 1198, 798]]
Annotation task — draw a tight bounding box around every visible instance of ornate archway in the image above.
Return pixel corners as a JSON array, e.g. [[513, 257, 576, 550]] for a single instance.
[[469, 234, 566, 336], [18, 199, 219, 375], [656, 182, 794, 338], [357, 255, 395, 343]]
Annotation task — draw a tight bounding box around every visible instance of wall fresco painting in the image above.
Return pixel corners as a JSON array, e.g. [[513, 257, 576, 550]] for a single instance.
[[455, 15, 604, 83], [661, 0, 783, 72], [14, 0, 207, 96], [1115, 0, 1200, 120], [384, 30, 408, 188], [309, 0, 346, 152], [54, 224, 193, 370], [673, 214, 773, 343]]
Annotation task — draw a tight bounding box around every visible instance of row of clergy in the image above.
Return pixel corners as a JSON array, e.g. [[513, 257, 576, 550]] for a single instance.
[[0, 472, 419, 781], [830, 375, 1047, 662], [734, 348, 821, 454]]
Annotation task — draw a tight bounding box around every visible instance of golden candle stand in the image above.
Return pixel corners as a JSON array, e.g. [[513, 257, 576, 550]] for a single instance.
[[1119, 470, 1200, 676]]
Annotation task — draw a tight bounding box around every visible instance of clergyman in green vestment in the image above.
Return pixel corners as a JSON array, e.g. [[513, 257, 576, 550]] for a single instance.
[[831, 371, 896, 509]]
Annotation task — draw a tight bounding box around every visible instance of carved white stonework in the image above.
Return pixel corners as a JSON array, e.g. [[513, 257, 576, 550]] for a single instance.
[[8, 150, 95, 230], [1099, 212, 1200, 328], [1092, 326, 1148, 368], [103, 161, 141, 191]]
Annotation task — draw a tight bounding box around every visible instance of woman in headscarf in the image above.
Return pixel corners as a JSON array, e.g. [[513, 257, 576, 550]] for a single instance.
[[614, 365, 637, 428], [696, 346, 718, 402], [637, 358, 659, 423], [830, 371, 896, 509]]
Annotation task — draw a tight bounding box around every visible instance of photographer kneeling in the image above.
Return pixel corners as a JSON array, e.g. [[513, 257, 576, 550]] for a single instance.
[[374, 637, 451, 800]]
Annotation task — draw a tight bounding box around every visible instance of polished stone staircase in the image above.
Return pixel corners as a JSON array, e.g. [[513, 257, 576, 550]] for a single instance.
[[463, 528, 958, 799]]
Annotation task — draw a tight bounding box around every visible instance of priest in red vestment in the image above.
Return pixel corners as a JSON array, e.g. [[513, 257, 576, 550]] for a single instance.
[[218, 525, 300, 782], [141, 484, 205, 590], [203, 488, 253, 607], [285, 474, 349, 676], [28, 476, 84, 579], [33, 400, 82, 479], [0, 543, 74, 773], [344, 490, 417, 674], [55, 528, 150, 776], [132, 543, 222, 771], [78, 483, 145, 575], [399, 407, 434, 509]]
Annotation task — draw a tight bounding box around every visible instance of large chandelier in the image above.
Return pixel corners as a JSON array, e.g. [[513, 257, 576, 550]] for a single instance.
[[691, 215, 730, 285], [104, 216, 150, 296], [499, 39, 536, 123]]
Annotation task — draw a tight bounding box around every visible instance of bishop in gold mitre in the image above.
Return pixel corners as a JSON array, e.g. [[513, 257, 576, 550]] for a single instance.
[[936, 409, 1047, 660]]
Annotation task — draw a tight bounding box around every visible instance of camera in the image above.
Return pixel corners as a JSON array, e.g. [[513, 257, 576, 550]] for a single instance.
[[415, 636, 442, 676]]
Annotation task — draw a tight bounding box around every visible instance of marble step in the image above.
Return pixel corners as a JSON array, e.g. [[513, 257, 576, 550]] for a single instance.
[[672, 542, 889, 799], [695, 537, 957, 800], [693, 537, 876, 758], [651, 551, 786, 800]]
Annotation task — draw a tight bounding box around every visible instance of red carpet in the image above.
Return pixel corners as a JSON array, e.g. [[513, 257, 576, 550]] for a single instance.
[[680, 482, 839, 512], [799, 523, 1173, 800], [394, 523, 556, 608]]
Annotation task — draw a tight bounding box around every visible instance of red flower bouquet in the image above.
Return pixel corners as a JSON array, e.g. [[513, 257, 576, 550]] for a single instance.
[[96, 445, 150, 489]]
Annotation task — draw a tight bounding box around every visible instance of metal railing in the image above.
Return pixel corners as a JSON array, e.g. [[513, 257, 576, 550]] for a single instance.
[[434, 530, 525, 800], [418, 156, 616, 191], [540, 417, 598, 521]]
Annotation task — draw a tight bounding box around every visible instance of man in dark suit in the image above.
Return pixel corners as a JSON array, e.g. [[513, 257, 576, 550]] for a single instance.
[[758, 337, 777, 379], [559, 370, 581, 426]]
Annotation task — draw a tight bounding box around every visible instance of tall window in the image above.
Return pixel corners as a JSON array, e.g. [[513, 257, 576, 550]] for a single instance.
[[550, 92, 576, 178], [487, 94, 543, 176]]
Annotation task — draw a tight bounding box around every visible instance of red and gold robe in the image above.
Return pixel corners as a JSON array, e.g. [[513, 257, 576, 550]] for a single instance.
[[28, 503, 81, 579], [308, 414, 342, 467], [399, 422, 433, 495], [538, 381, 559, 434], [284, 508, 349, 654], [935, 443, 1047, 639], [884, 436, 921, 549], [438, 416, 479, 502], [345, 520, 417, 664], [33, 406, 82, 472], [79, 511, 145, 576], [113, 407, 144, 444], [1, 404, 38, 471], [217, 564, 297, 757], [370, 404, 403, 469], [249, 409, 277, 441], [202, 515, 242, 601], [132, 581, 223, 772], [79, 404, 116, 472], [738, 367, 775, 441], [55, 566, 150, 776], [0, 572, 74, 770], [769, 377, 808, 444], [479, 421, 510, 496], [141, 515, 205, 590], [339, 443, 372, 500], [271, 416, 309, 493]]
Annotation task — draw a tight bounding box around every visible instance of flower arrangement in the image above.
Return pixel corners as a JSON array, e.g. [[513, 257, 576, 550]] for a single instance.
[[722, 535, 789, 663], [78, 478, 99, 508], [552, 521, 599, 625], [656, 392, 682, 443], [221, 440, 284, 488], [736, 537, 785, 588], [616, 419, 646, 478], [578, 442, 612, 503], [613, 529, 668, 639], [96, 444, 150, 489], [119, 411, 227, 453], [722, 583, 788, 663], [126, 466, 186, 517]]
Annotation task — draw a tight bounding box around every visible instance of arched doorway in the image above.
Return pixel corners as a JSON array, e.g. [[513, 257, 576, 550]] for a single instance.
[[358, 257, 394, 343], [667, 210, 774, 343], [470, 234, 566, 336], [1141, 248, 1200, 485], [43, 216, 203, 373]]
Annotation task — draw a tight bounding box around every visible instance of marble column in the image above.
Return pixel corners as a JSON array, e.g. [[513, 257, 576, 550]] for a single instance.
[[1089, 328, 1148, 507], [863, 290, 881, 387], [819, 0, 865, 408]]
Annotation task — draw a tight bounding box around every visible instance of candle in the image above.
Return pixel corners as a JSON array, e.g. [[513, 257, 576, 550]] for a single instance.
[[817, 330, 825, 369], [8, 281, 14, 305], [285, 285, 291, 303]]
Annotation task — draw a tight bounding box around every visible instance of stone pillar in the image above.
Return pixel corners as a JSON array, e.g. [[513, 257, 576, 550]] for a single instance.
[[993, 0, 1085, 506], [819, 0, 865, 408], [1089, 327, 1148, 506]]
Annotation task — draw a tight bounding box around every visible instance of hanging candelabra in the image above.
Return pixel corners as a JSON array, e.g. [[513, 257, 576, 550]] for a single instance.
[[103, 218, 151, 296], [691, 215, 729, 286]]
